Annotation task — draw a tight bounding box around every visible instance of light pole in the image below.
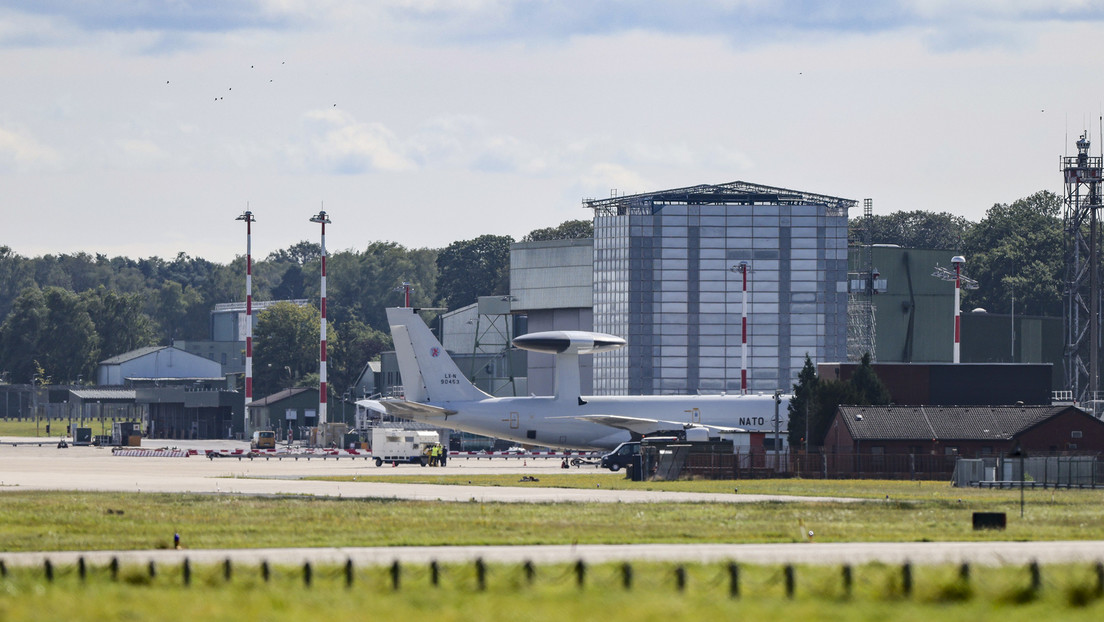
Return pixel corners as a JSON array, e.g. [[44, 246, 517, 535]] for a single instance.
[[1011, 443, 1026, 518], [310, 208, 331, 427], [342, 388, 351, 426], [773, 389, 782, 470], [236, 208, 255, 439], [31, 374, 38, 436]]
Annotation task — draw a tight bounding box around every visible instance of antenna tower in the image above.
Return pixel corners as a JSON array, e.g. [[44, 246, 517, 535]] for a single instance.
[[1063, 132, 1104, 404]]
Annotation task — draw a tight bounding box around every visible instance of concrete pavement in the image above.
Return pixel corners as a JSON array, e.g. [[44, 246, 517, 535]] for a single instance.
[[0, 437, 860, 504]]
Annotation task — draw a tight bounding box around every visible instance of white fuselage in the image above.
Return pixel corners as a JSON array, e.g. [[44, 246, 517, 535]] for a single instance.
[[401, 393, 783, 450], [380, 306, 789, 450]]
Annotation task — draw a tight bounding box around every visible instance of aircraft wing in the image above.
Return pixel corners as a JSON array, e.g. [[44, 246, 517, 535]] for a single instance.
[[356, 399, 456, 419], [572, 414, 745, 436]]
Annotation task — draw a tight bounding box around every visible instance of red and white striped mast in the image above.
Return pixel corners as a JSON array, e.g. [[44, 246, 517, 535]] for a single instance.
[[398, 281, 413, 307], [733, 261, 750, 394], [235, 209, 255, 435], [952, 255, 965, 364], [932, 256, 977, 365], [310, 208, 332, 425]]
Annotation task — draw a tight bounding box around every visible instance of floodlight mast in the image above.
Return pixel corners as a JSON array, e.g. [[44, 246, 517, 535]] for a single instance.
[[931, 256, 978, 364], [396, 281, 414, 307], [953, 255, 964, 364], [310, 209, 332, 426], [235, 209, 255, 436]]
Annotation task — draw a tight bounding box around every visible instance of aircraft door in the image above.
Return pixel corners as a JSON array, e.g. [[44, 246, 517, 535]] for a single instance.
[[509, 411, 519, 429], [685, 407, 701, 423]]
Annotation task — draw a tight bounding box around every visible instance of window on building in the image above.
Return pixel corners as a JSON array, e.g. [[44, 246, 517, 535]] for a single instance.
[[870, 446, 884, 454], [1072, 430, 1083, 439], [944, 447, 958, 455]]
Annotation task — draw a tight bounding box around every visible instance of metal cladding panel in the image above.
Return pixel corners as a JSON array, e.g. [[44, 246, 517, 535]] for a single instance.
[[511, 239, 594, 312]]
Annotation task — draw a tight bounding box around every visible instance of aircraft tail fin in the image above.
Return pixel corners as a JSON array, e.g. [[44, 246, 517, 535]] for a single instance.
[[386, 307, 489, 403]]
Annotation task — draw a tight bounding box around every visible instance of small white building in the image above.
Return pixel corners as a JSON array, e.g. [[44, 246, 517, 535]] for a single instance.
[[96, 346, 223, 386]]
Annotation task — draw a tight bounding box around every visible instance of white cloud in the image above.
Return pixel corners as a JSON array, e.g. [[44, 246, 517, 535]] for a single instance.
[[0, 125, 59, 172], [113, 138, 169, 168], [580, 163, 650, 198], [302, 109, 417, 173]]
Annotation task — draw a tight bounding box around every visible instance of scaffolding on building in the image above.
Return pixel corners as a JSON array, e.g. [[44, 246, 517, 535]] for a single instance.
[[846, 299, 876, 362], [846, 199, 877, 361], [1062, 132, 1104, 405], [467, 296, 520, 397]]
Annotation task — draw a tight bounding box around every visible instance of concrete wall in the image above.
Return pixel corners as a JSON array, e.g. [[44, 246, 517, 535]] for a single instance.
[[511, 239, 593, 310]]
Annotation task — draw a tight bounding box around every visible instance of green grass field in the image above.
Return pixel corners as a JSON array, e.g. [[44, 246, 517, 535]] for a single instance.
[[315, 471, 1026, 498], [0, 418, 56, 437], [3, 473, 1104, 619], [0, 480, 1102, 552], [2, 559, 1104, 621]]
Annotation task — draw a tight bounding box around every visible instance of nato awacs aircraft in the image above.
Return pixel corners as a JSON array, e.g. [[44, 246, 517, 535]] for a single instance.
[[359, 307, 790, 450]]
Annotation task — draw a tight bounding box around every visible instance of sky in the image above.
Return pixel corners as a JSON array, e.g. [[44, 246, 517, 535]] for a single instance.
[[2, 1, 1103, 264]]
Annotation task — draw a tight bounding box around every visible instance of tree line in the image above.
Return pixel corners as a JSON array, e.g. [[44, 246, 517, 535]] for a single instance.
[[849, 190, 1064, 317], [0, 186, 1068, 403], [0, 220, 594, 398]]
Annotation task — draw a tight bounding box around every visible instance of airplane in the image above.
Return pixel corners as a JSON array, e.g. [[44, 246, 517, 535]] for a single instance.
[[359, 307, 791, 450]]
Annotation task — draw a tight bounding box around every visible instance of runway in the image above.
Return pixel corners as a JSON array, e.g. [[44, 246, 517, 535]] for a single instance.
[[0, 437, 858, 504]]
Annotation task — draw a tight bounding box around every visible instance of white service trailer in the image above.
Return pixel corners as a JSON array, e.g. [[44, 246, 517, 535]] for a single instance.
[[370, 428, 439, 467]]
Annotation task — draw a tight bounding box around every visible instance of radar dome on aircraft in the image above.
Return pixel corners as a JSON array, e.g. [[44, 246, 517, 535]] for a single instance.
[[513, 331, 626, 355]]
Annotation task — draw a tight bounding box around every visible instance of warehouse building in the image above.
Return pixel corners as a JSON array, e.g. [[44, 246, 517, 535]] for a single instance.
[[846, 244, 1063, 386]]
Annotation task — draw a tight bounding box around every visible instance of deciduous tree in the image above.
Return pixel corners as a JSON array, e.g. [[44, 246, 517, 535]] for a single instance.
[[436, 234, 512, 310]]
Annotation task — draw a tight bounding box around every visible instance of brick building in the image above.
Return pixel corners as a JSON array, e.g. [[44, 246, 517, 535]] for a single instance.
[[826, 405, 1104, 459]]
